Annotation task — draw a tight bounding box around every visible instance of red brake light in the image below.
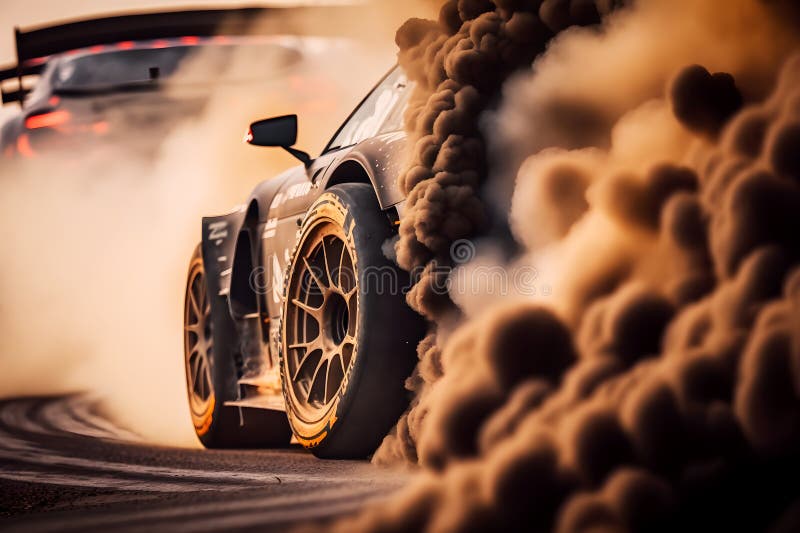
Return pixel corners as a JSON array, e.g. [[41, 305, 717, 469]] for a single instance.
[[117, 41, 135, 50], [25, 110, 72, 130], [16, 134, 35, 158], [180, 36, 200, 46]]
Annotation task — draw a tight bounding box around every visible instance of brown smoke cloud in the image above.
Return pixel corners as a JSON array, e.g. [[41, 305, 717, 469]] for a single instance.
[[379, 0, 623, 464], [344, 0, 800, 530]]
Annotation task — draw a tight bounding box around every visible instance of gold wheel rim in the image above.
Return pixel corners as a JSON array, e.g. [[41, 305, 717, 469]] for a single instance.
[[184, 259, 214, 421], [285, 220, 357, 423]]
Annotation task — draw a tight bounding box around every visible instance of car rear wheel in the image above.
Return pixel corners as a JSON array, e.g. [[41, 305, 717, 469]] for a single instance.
[[184, 250, 217, 439], [184, 244, 291, 448], [279, 184, 425, 458]]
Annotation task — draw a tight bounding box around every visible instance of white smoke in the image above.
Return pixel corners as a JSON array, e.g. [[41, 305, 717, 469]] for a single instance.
[[0, 17, 403, 446]]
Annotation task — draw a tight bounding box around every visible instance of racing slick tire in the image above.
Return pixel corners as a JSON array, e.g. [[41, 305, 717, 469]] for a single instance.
[[279, 183, 426, 459], [184, 244, 291, 448]]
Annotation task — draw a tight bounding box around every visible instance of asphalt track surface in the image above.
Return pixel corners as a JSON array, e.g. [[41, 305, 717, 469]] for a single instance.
[[0, 395, 409, 532]]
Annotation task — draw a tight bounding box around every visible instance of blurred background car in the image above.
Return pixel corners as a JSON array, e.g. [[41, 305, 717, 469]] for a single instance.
[[0, 7, 354, 161]]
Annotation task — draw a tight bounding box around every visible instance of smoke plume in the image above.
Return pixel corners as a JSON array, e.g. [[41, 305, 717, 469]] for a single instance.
[[351, 0, 800, 530]]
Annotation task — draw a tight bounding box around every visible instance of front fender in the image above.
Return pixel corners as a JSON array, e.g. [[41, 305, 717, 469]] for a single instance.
[[327, 131, 408, 210]]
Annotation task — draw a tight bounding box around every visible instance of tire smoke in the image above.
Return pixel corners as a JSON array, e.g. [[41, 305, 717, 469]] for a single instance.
[[0, 3, 431, 447], [355, 0, 800, 531]]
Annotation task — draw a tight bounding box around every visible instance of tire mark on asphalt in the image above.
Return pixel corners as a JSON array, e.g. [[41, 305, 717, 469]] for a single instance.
[[0, 395, 410, 531], [41, 396, 141, 442], [4, 482, 400, 532]]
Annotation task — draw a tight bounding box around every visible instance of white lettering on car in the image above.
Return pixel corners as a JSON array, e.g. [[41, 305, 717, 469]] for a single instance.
[[270, 182, 312, 211], [272, 254, 284, 304], [262, 218, 278, 240], [208, 222, 228, 246]]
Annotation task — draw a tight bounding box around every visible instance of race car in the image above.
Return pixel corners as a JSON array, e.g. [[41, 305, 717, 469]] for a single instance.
[[0, 7, 353, 160], [184, 65, 427, 458]]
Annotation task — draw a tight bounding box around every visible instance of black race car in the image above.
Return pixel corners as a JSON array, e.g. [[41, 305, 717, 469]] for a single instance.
[[184, 65, 426, 458], [0, 7, 349, 160]]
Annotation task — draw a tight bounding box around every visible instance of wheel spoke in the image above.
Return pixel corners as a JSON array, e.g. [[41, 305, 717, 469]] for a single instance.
[[341, 336, 355, 369], [196, 277, 206, 313], [292, 298, 323, 320], [185, 321, 202, 335], [289, 337, 321, 351], [196, 354, 206, 383], [188, 354, 198, 387], [336, 351, 346, 375], [196, 365, 204, 398], [292, 338, 323, 381], [342, 335, 356, 358], [193, 357, 205, 396], [188, 285, 202, 318], [303, 256, 328, 292], [200, 370, 208, 399], [188, 346, 201, 369], [201, 362, 211, 399]]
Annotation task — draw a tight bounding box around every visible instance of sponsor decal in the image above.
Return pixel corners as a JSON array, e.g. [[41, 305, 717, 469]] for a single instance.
[[208, 222, 228, 246]]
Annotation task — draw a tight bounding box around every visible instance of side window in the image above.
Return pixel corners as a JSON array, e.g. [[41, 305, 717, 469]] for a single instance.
[[24, 61, 58, 106], [326, 67, 412, 152]]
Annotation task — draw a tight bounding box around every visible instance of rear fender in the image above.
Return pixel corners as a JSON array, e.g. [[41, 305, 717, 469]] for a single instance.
[[201, 206, 247, 304]]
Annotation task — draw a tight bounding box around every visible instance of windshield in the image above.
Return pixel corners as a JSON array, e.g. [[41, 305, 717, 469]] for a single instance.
[[51, 43, 302, 90], [53, 48, 191, 89], [325, 67, 412, 152]]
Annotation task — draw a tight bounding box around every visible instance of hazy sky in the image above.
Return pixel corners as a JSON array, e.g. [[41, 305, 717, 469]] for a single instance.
[[0, 0, 351, 65]]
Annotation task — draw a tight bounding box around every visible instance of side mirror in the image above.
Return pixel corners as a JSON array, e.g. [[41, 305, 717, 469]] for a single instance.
[[246, 115, 297, 147], [245, 114, 311, 167]]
